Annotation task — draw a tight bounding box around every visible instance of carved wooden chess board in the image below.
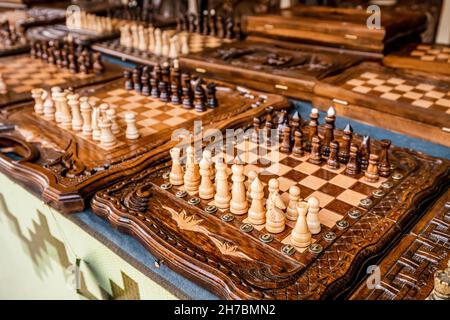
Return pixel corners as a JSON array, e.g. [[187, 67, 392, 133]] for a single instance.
[[180, 38, 364, 101], [92, 33, 233, 67], [91, 107, 450, 300], [0, 54, 122, 108], [350, 190, 450, 300], [384, 43, 450, 76], [0, 78, 288, 213], [243, 5, 427, 54], [314, 62, 450, 147]]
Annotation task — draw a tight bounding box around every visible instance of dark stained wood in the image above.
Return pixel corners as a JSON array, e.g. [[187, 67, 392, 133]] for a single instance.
[[91, 108, 450, 300], [179, 38, 365, 101], [384, 43, 450, 76], [350, 190, 450, 300], [243, 5, 427, 54], [0, 78, 288, 213], [314, 62, 450, 147]]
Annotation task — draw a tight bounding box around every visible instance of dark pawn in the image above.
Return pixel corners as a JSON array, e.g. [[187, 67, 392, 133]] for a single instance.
[[35, 42, 42, 58], [202, 10, 209, 35], [206, 82, 218, 108], [150, 76, 160, 98], [209, 10, 217, 36], [327, 141, 340, 170], [41, 42, 49, 61], [132, 67, 141, 93], [141, 68, 150, 96], [378, 139, 391, 177], [292, 130, 304, 157], [290, 111, 301, 140], [124, 70, 133, 90], [217, 16, 225, 38], [359, 136, 371, 170], [309, 135, 322, 165], [252, 117, 261, 143], [338, 123, 353, 163], [280, 126, 291, 153], [82, 49, 92, 72], [345, 144, 360, 176], [181, 73, 193, 109], [225, 16, 234, 39], [159, 81, 169, 102], [93, 52, 104, 74], [194, 80, 206, 112], [68, 54, 77, 73], [61, 49, 69, 69]]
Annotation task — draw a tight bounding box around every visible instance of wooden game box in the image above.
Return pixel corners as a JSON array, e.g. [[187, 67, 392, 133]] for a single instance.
[[0, 53, 123, 108], [179, 36, 366, 102], [0, 7, 66, 30], [313, 62, 450, 147], [384, 43, 450, 76], [91, 106, 450, 300], [0, 78, 288, 214], [350, 189, 450, 300], [243, 5, 427, 54]]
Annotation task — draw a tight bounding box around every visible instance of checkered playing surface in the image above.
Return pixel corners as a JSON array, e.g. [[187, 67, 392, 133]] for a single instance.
[[410, 44, 450, 63], [188, 33, 232, 53], [0, 55, 94, 94], [344, 71, 450, 115], [169, 140, 387, 256]]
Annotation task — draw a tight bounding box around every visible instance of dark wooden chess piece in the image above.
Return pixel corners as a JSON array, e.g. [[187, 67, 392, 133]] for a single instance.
[[194, 79, 206, 112], [290, 111, 300, 140], [181, 73, 193, 109], [292, 130, 304, 157], [209, 9, 217, 37], [82, 49, 92, 72], [124, 70, 133, 90], [322, 108, 336, 157], [93, 52, 104, 74], [306, 109, 319, 151], [68, 53, 77, 73], [225, 16, 235, 40], [217, 15, 225, 38], [61, 48, 69, 69], [359, 136, 370, 170], [159, 81, 169, 102], [379, 139, 391, 177], [170, 65, 181, 104], [252, 117, 261, 143], [327, 141, 340, 170], [41, 41, 49, 62], [141, 67, 150, 96], [150, 76, 159, 98], [206, 82, 218, 108], [338, 123, 353, 163], [188, 13, 196, 33], [78, 54, 88, 74], [309, 135, 322, 165], [202, 10, 209, 36], [48, 45, 56, 65], [345, 143, 361, 175], [132, 67, 141, 93], [280, 126, 291, 153]]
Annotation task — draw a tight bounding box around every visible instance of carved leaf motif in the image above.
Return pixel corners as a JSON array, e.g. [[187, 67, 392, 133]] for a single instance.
[[209, 236, 252, 261], [16, 125, 63, 152]]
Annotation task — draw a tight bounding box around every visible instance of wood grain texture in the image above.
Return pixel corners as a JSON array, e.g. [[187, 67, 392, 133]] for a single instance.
[[350, 190, 450, 300], [91, 113, 450, 300], [0, 79, 288, 213]]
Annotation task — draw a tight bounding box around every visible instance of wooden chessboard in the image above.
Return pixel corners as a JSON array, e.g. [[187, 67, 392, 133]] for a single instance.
[[180, 37, 364, 101], [243, 5, 427, 54], [384, 43, 450, 76], [92, 33, 233, 66], [0, 54, 122, 108], [314, 62, 450, 147], [350, 189, 450, 300], [0, 78, 288, 213], [91, 109, 450, 300], [26, 24, 119, 46]]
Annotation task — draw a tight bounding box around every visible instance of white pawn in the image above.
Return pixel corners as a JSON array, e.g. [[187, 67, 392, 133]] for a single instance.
[[247, 174, 265, 225], [199, 150, 215, 200], [169, 147, 184, 186], [42, 89, 55, 121], [162, 31, 170, 57], [147, 26, 155, 52], [31, 88, 44, 115], [246, 170, 257, 200], [168, 36, 178, 59], [51, 87, 62, 123], [290, 201, 312, 248], [99, 118, 116, 148], [106, 108, 119, 135], [286, 186, 301, 221], [154, 28, 162, 56], [184, 146, 200, 195], [306, 196, 321, 235], [91, 107, 101, 141], [230, 158, 248, 215], [68, 93, 83, 131], [214, 158, 231, 209], [181, 33, 189, 55], [80, 97, 92, 136], [125, 112, 140, 140]]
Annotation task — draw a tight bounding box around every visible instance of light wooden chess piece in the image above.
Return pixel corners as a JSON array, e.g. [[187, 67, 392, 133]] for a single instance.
[[42, 89, 55, 121], [91, 107, 101, 141], [99, 118, 116, 148], [80, 97, 92, 136], [162, 31, 170, 57], [286, 186, 301, 221], [125, 112, 140, 140], [199, 150, 215, 199], [51, 87, 63, 123], [181, 33, 189, 55], [290, 201, 312, 248], [214, 157, 231, 209], [184, 146, 201, 195], [247, 173, 265, 225], [99, 103, 109, 119], [265, 178, 286, 234], [306, 196, 321, 234], [154, 28, 162, 56], [148, 26, 155, 52], [169, 36, 179, 59], [106, 108, 119, 135], [68, 93, 82, 131], [31, 88, 44, 115], [230, 158, 248, 215], [364, 154, 380, 183], [246, 170, 257, 200], [169, 147, 184, 186]]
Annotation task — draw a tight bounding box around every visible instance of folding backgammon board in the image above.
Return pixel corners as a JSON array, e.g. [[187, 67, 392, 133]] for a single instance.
[[180, 37, 365, 101], [0, 66, 288, 213], [91, 106, 450, 300], [384, 43, 450, 76], [243, 5, 427, 54], [314, 62, 450, 147], [350, 189, 450, 300]]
